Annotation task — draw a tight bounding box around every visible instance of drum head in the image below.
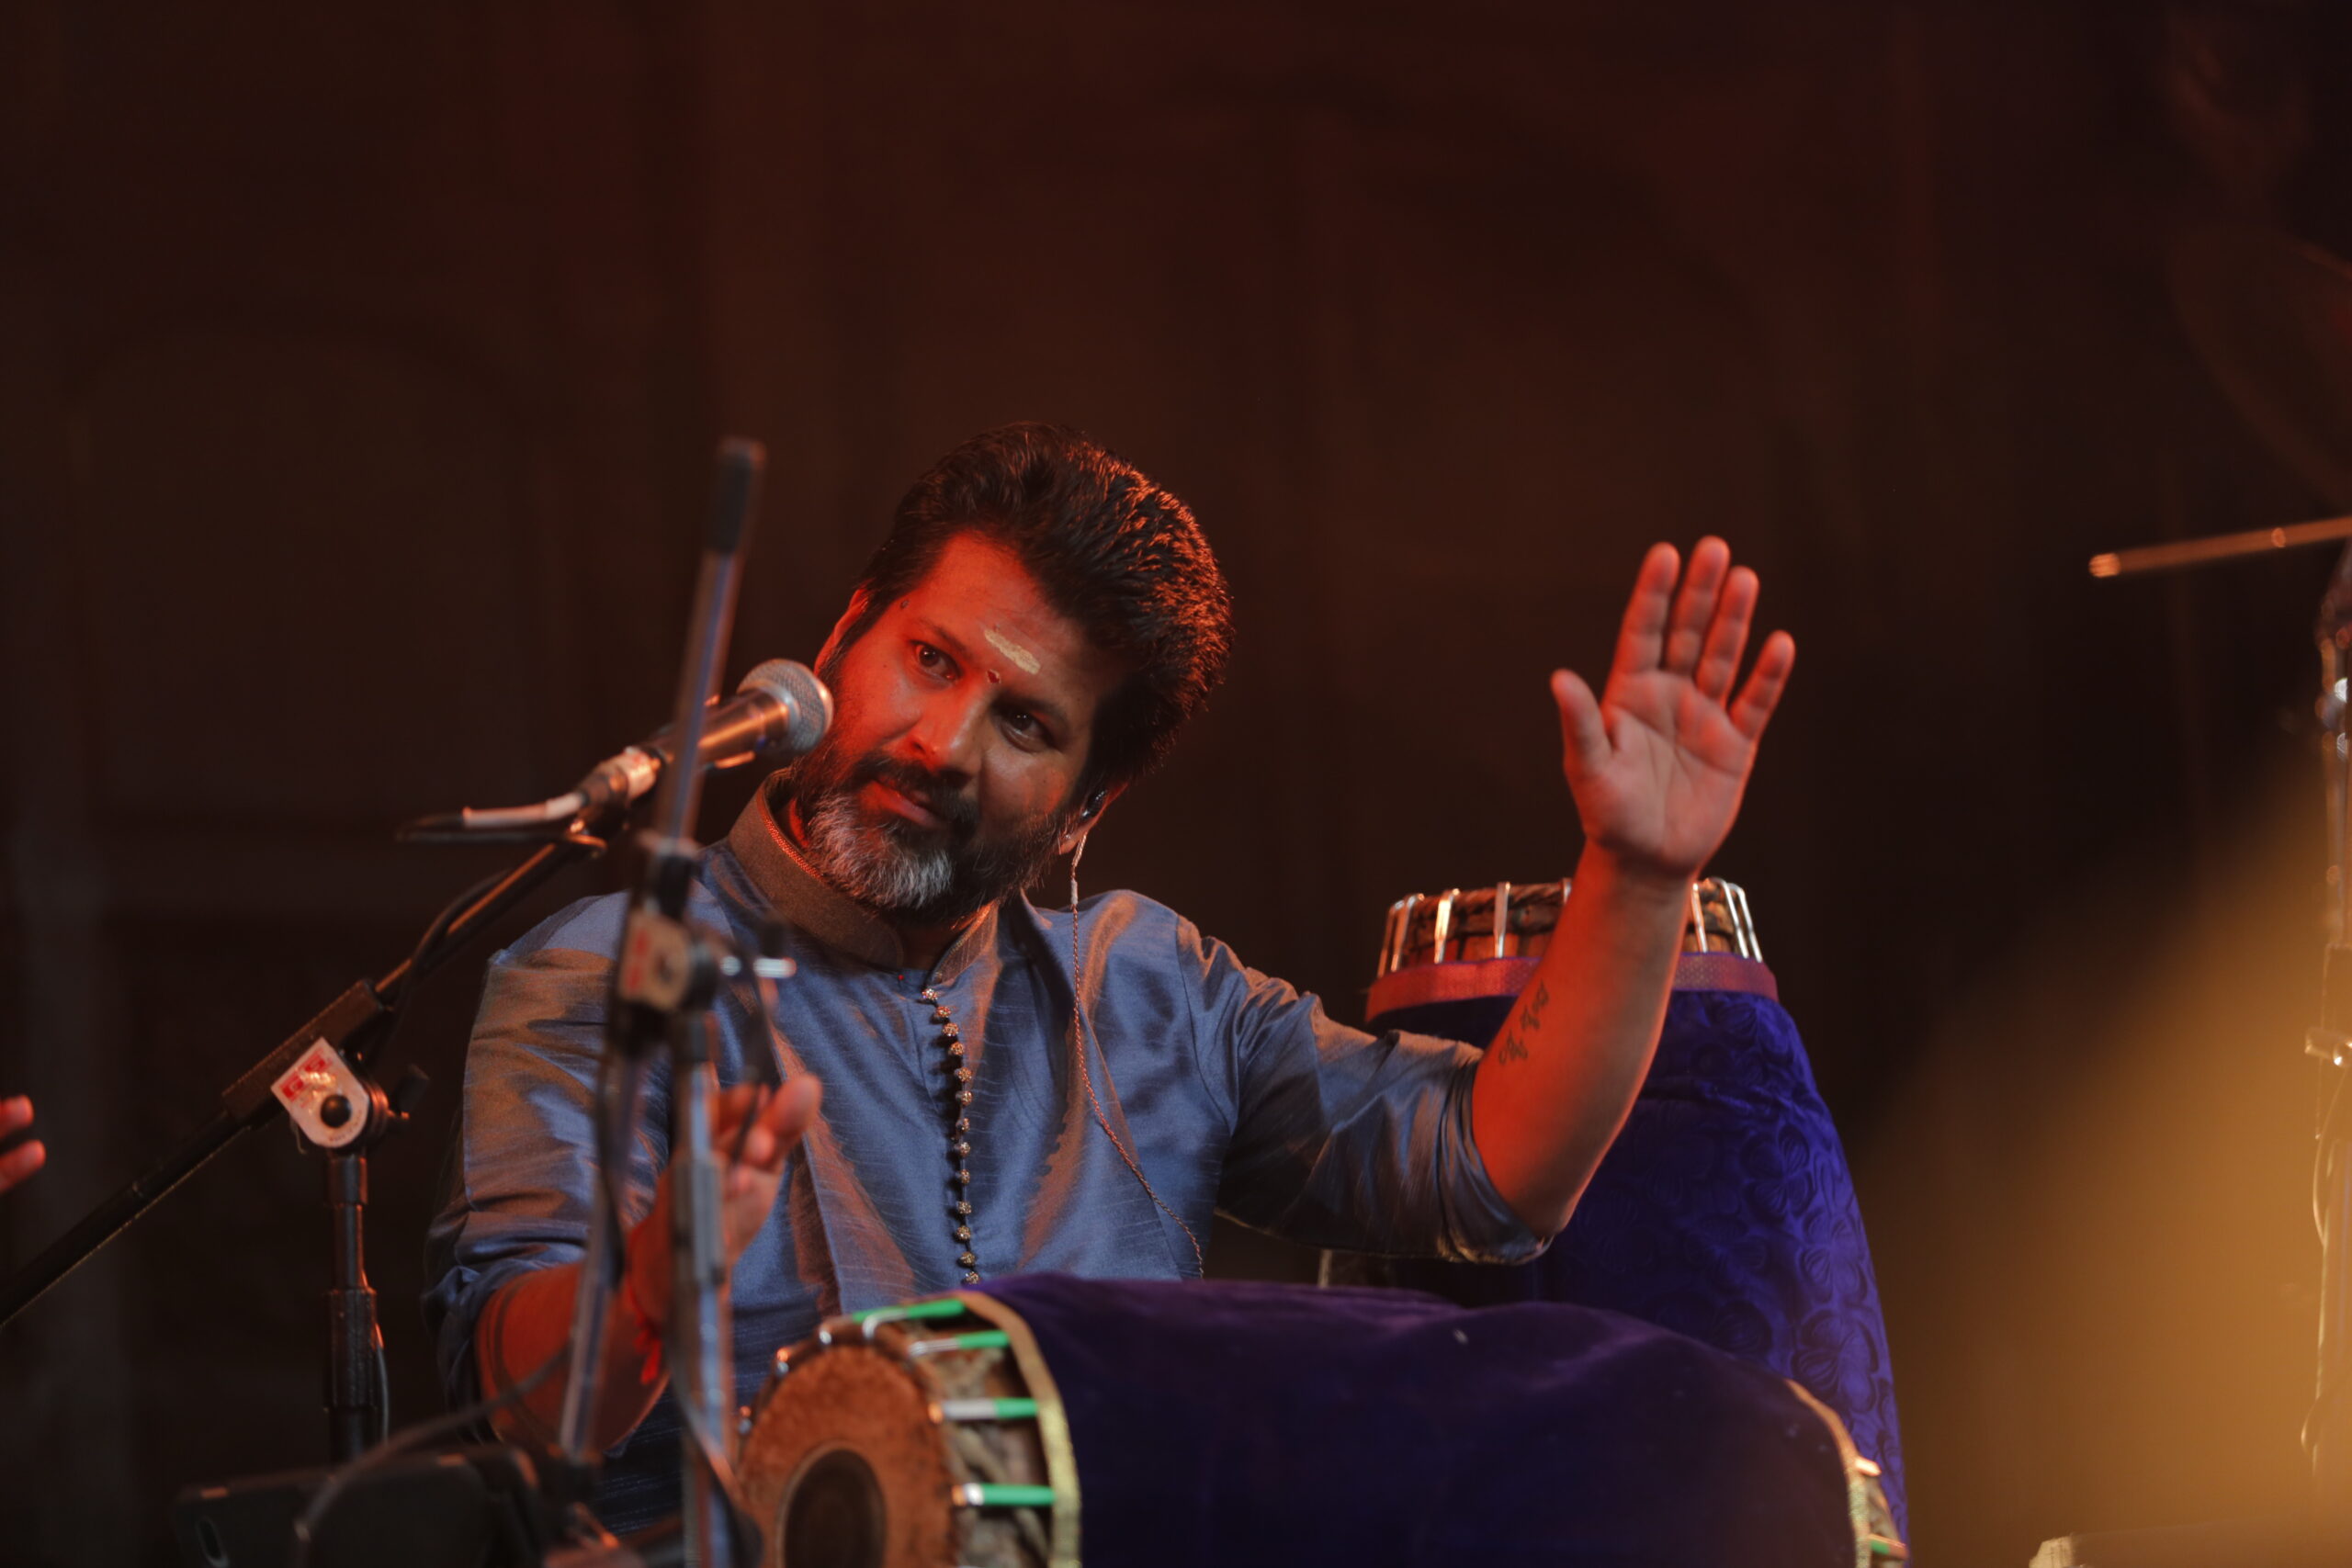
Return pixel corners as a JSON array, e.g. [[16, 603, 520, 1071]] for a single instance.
[[739, 1348, 957, 1568], [738, 1298, 1073, 1568]]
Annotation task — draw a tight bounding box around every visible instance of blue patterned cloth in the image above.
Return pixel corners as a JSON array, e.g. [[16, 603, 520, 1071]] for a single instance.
[[423, 776, 1541, 1529], [1372, 979, 1907, 1539]]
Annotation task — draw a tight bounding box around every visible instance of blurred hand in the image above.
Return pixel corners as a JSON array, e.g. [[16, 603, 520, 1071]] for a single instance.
[[0, 1096, 46, 1196], [625, 1076, 821, 1327], [1551, 537, 1794, 886]]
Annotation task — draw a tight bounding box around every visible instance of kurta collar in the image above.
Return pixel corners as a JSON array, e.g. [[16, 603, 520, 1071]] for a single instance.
[[725, 773, 999, 986]]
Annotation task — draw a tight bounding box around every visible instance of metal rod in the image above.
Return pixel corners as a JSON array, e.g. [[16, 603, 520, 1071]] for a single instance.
[[650, 439, 763, 846], [556, 440, 767, 1554], [2088, 514, 2352, 580], [2312, 552, 2352, 1504], [673, 1026, 732, 1566]]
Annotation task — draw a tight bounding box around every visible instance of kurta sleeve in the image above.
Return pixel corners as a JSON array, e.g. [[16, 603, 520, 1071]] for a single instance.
[[1185, 920, 1545, 1264], [421, 897, 670, 1408]]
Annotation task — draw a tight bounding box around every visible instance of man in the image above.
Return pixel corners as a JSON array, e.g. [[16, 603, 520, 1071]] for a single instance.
[[424, 422, 1792, 1529]]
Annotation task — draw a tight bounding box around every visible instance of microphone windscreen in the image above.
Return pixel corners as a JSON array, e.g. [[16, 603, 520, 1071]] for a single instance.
[[738, 659, 833, 756]]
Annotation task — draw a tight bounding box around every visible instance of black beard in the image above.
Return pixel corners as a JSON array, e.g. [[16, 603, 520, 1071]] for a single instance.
[[788, 739, 1071, 928]]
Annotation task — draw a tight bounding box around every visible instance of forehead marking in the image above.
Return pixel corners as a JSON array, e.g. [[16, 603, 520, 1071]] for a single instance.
[[983, 626, 1042, 675]]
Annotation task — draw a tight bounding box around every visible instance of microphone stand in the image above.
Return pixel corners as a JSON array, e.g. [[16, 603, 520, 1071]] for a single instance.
[[555, 438, 767, 1568], [2307, 541, 2352, 1505], [6, 436, 785, 1560], [2092, 522, 2352, 1523], [0, 817, 616, 1461]]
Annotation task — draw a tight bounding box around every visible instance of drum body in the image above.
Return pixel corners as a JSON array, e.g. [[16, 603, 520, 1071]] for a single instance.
[[1352, 877, 1907, 1539], [737, 1274, 1902, 1568]]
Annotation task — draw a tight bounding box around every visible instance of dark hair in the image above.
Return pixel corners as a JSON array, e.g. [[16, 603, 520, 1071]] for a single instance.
[[836, 423, 1232, 793]]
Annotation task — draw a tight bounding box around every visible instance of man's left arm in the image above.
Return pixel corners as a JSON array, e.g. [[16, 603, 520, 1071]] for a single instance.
[[1470, 536, 1793, 1237]]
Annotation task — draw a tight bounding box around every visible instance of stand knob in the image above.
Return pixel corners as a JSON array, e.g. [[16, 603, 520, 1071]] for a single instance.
[[390, 1066, 431, 1119]]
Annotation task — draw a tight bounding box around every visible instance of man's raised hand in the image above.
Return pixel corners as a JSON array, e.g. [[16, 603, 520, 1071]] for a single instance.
[[1550, 538, 1793, 886]]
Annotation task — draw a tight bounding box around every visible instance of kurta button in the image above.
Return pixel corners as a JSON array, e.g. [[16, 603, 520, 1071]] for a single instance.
[[928, 997, 981, 1276]]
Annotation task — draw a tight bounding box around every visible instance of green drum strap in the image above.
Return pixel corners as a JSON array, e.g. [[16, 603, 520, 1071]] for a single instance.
[[957, 1483, 1060, 1508], [954, 1290, 1080, 1568], [940, 1397, 1041, 1421], [906, 1329, 1010, 1354], [852, 1298, 969, 1330]]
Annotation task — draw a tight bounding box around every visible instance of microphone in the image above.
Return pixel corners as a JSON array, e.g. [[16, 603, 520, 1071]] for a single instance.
[[408, 660, 832, 836], [583, 657, 833, 812]]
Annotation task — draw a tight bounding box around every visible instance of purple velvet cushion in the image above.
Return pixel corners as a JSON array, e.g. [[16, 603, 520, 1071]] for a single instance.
[[978, 1273, 1862, 1567], [1372, 984, 1906, 1540]]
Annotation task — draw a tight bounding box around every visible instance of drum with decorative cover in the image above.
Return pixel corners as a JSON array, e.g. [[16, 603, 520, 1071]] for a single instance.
[[1339, 875, 1907, 1540], [736, 1273, 1905, 1568]]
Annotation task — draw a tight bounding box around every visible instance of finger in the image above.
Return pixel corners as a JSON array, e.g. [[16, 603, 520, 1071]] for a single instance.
[[0, 1097, 31, 1135], [1693, 565, 1758, 702], [1728, 630, 1796, 739], [712, 1083, 766, 1136], [1662, 536, 1730, 675], [735, 1076, 823, 1177], [0, 1139, 45, 1196], [1610, 543, 1681, 678], [1552, 669, 1609, 779], [761, 1075, 822, 1154]]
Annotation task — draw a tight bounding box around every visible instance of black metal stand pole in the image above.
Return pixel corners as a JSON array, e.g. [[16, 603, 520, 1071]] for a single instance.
[[2311, 552, 2352, 1505], [324, 1151, 377, 1461]]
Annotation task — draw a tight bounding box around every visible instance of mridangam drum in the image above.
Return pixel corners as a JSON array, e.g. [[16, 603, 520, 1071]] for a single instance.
[[1342, 875, 1909, 1542], [738, 1274, 1904, 1568], [736, 1291, 1075, 1568]]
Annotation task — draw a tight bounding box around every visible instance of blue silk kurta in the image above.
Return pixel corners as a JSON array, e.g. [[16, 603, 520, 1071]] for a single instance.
[[423, 777, 1541, 1528]]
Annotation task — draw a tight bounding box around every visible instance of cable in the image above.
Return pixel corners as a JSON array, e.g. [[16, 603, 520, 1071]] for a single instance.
[[377, 868, 514, 1013], [371, 1326, 390, 1449], [455, 795, 590, 832]]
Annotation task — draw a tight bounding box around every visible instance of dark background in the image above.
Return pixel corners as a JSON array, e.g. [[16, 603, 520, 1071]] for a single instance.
[[6, 1, 2352, 1562]]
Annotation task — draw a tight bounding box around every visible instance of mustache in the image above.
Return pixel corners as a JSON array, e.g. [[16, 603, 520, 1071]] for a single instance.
[[849, 753, 979, 838]]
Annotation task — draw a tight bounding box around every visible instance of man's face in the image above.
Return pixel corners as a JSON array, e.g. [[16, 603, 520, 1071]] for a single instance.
[[791, 532, 1126, 927]]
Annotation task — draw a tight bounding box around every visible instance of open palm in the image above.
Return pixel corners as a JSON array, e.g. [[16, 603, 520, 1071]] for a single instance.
[[1553, 538, 1794, 883]]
